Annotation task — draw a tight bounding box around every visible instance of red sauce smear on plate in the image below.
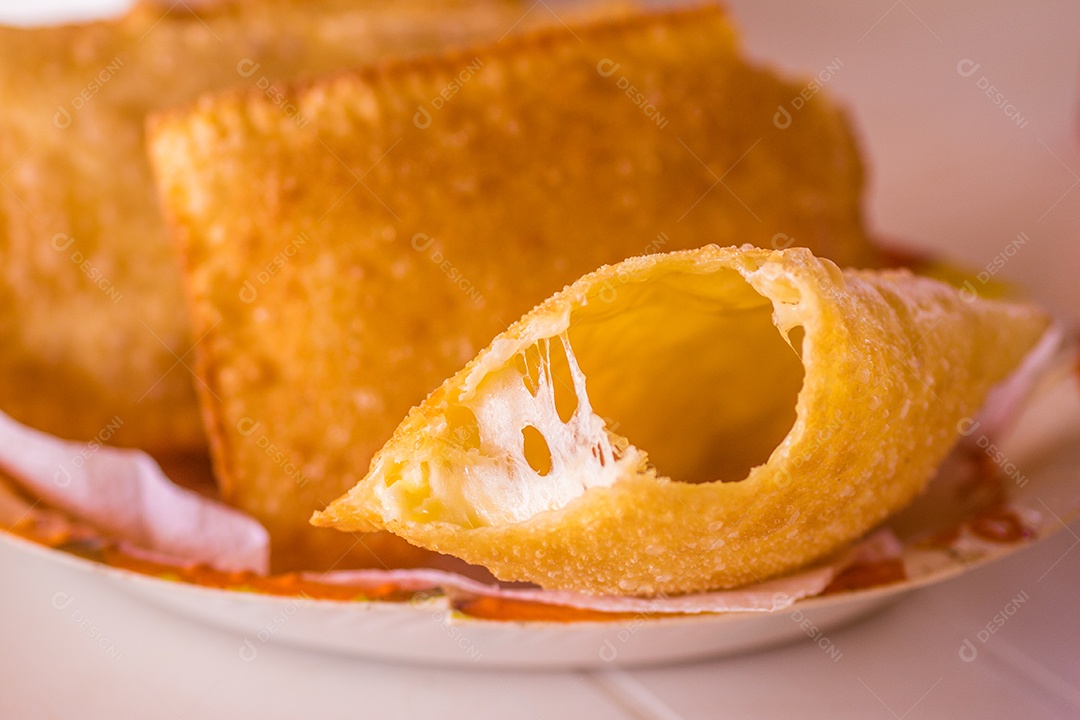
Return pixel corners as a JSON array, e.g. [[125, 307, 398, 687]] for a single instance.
[[453, 596, 636, 623], [100, 548, 421, 602], [5, 511, 635, 621], [821, 559, 907, 595], [5, 424, 1038, 622], [968, 507, 1035, 543]]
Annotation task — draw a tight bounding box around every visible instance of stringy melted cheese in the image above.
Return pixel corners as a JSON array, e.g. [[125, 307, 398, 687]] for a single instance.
[[376, 333, 645, 527]]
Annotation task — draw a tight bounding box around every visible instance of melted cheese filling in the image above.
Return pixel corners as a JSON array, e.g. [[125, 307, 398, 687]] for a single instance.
[[378, 267, 805, 528]]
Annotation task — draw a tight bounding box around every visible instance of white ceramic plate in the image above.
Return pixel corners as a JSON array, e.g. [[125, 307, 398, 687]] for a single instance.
[[0, 528, 895, 668], [3, 356, 1077, 669]]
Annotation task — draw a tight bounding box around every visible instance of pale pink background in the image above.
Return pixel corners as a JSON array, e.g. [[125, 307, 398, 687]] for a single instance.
[[1, 1, 1078, 718]]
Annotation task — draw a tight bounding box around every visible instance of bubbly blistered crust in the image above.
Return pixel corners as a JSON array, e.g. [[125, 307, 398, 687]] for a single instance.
[[314, 246, 1049, 595], [0, 0, 597, 568], [149, 4, 875, 570], [0, 0, 548, 455]]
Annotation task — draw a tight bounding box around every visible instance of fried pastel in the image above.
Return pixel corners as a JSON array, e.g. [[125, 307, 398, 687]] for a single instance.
[[0, 0, 560, 454], [313, 246, 1049, 595], [150, 5, 876, 570]]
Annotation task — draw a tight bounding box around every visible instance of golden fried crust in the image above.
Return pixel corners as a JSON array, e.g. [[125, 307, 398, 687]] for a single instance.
[[149, 5, 876, 571], [314, 246, 1049, 595], [0, 0, 552, 455]]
